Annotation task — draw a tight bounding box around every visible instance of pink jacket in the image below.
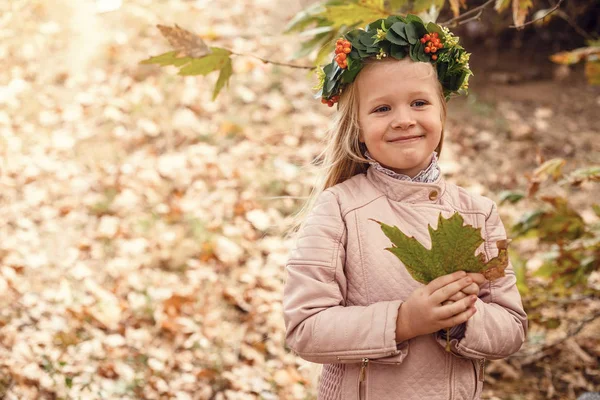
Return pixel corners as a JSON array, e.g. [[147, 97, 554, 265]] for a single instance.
[[283, 167, 527, 400]]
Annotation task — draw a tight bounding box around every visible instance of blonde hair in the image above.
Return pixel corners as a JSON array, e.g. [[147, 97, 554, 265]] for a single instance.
[[285, 58, 448, 240]]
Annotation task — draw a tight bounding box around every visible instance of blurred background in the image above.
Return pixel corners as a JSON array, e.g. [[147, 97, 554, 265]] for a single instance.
[[0, 0, 598, 399]]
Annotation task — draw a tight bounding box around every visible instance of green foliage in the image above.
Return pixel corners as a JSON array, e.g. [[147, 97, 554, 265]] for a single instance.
[[508, 158, 600, 296], [372, 212, 508, 284]]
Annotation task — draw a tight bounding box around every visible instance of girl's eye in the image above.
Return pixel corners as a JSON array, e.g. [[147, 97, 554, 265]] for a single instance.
[[412, 100, 428, 107], [374, 106, 390, 113]]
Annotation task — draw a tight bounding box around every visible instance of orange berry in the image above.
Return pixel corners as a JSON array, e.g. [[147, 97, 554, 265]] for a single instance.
[[432, 32, 439, 39], [427, 41, 432, 48], [322, 98, 328, 104], [420, 38, 427, 44], [327, 101, 334, 107], [335, 45, 343, 53], [430, 47, 437, 53], [343, 47, 351, 54], [424, 34, 431, 41], [424, 47, 431, 53], [431, 54, 438, 60]]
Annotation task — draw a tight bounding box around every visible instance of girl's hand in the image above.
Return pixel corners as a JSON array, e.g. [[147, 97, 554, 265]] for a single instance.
[[395, 271, 478, 342], [447, 273, 486, 302]]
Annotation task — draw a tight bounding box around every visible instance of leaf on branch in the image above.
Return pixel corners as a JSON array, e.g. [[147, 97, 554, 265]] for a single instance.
[[141, 47, 233, 100], [532, 158, 566, 182], [499, 190, 526, 205], [550, 47, 600, 66], [389, 0, 411, 12], [512, 0, 533, 28], [284, 2, 328, 33], [412, 0, 446, 14], [495, 0, 511, 12], [323, 1, 389, 30], [371, 212, 509, 284], [448, 0, 465, 17], [530, 8, 556, 26], [140, 51, 191, 67], [157, 24, 211, 58], [213, 59, 233, 100], [567, 166, 600, 186]]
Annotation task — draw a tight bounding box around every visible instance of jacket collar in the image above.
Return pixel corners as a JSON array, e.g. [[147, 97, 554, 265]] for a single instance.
[[366, 166, 446, 203]]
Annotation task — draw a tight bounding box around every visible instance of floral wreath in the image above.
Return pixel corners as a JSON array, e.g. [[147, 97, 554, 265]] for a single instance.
[[315, 15, 472, 107]]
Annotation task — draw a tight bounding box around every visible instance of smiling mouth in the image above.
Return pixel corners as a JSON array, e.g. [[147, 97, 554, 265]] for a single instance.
[[388, 135, 425, 142]]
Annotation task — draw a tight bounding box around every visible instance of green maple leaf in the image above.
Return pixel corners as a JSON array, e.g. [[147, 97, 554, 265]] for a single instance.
[[371, 212, 508, 284]]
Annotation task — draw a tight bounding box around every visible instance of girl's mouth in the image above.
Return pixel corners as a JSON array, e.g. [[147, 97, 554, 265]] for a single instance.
[[388, 135, 425, 143]]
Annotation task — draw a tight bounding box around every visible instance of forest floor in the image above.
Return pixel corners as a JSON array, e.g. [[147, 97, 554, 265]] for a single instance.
[[0, 0, 598, 399]]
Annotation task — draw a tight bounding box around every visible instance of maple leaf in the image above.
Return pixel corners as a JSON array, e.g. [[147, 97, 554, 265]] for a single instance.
[[512, 0, 533, 27], [371, 212, 509, 284], [156, 24, 211, 59]]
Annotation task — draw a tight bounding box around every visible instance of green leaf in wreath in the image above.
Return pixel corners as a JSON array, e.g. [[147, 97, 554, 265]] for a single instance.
[[390, 44, 408, 59], [386, 29, 409, 46]]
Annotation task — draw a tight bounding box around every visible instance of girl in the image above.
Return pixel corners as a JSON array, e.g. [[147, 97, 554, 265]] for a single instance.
[[282, 15, 527, 400]]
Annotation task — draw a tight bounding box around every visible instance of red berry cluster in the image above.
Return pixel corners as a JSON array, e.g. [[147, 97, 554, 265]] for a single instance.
[[420, 32, 443, 61], [334, 38, 351, 69], [321, 95, 340, 107]]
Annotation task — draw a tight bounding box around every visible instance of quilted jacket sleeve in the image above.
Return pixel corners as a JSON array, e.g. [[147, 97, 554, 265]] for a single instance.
[[441, 201, 528, 360], [283, 190, 405, 364]]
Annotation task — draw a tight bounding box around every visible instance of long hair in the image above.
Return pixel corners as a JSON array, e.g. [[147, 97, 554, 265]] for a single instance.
[[285, 58, 447, 240]]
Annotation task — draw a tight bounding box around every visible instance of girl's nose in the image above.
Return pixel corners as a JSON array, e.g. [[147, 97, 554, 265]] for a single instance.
[[390, 109, 416, 130]]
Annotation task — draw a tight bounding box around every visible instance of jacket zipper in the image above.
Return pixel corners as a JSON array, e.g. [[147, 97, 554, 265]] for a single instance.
[[478, 359, 485, 382], [359, 358, 369, 400], [470, 359, 486, 399]]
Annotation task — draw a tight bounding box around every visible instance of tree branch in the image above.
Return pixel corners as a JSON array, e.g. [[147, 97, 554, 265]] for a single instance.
[[555, 10, 597, 40], [440, 0, 495, 27], [509, 0, 565, 29], [457, 9, 486, 26], [229, 51, 315, 70]]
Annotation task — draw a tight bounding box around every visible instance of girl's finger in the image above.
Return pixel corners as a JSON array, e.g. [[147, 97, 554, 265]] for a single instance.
[[436, 295, 477, 320], [426, 271, 467, 293], [440, 304, 477, 329], [431, 276, 473, 304], [448, 291, 467, 302], [461, 283, 479, 296], [466, 273, 486, 286]]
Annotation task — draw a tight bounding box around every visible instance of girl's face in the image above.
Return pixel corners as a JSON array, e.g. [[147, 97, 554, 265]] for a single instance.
[[356, 59, 443, 178]]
